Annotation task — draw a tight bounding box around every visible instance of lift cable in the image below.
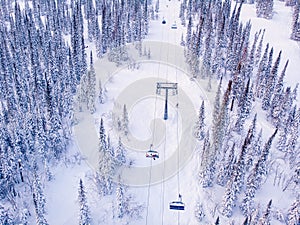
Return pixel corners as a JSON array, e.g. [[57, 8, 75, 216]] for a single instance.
[[160, 10, 173, 224], [173, 2, 183, 224], [145, 158, 153, 225], [145, 13, 166, 225]]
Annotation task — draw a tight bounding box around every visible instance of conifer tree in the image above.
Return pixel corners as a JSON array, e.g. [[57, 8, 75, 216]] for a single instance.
[[115, 137, 126, 166], [258, 47, 273, 99], [269, 60, 289, 126], [262, 50, 281, 111], [198, 132, 214, 188], [287, 198, 300, 225], [212, 80, 232, 162], [122, 104, 129, 136], [255, 29, 265, 66], [98, 118, 114, 196], [195, 202, 205, 222], [87, 52, 96, 113], [217, 143, 236, 186], [116, 181, 127, 218], [235, 79, 252, 133], [78, 179, 91, 225], [98, 79, 104, 104], [258, 200, 272, 225], [255, 43, 269, 97], [221, 174, 239, 217], [32, 170, 48, 225], [291, 3, 300, 41], [194, 101, 206, 140]]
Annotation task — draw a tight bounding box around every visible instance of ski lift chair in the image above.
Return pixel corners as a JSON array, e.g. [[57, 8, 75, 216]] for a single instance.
[[169, 194, 185, 210], [146, 145, 159, 160], [171, 22, 177, 29]]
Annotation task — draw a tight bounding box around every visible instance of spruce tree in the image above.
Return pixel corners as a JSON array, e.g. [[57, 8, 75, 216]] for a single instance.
[[291, 3, 300, 41], [221, 174, 239, 217], [122, 104, 129, 136], [217, 143, 235, 186], [116, 181, 128, 219], [258, 200, 272, 225], [194, 101, 206, 140], [78, 179, 91, 225], [115, 137, 126, 166], [32, 170, 48, 225], [287, 198, 300, 225], [262, 51, 281, 111], [269, 60, 289, 126], [198, 132, 214, 188], [194, 202, 205, 222]]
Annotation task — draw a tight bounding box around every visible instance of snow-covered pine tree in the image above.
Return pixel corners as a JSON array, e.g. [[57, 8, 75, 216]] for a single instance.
[[116, 181, 127, 218], [99, 118, 107, 153], [262, 50, 282, 111], [255, 43, 269, 98], [115, 178, 144, 220], [269, 60, 289, 126], [78, 179, 91, 225], [212, 80, 232, 162], [198, 131, 214, 188], [202, 13, 213, 78], [97, 118, 114, 196], [245, 114, 257, 170], [277, 87, 293, 128], [0, 205, 12, 225], [286, 107, 300, 166], [234, 128, 254, 194], [32, 169, 48, 225], [194, 201, 205, 222], [87, 51, 96, 113], [240, 161, 259, 216], [291, 3, 300, 41], [98, 79, 104, 104], [287, 198, 300, 225], [180, 33, 185, 46], [245, 30, 260, 78], [155, 0, 159, 13], [217, 143, 236, 186], [194, 101, 206, 140], [255, 29, 265, 66], [256, 0, 274, 19], [243, 129, 277, 213], [107, 134, 115, 158], [235, 79, 252, 133], [258, 200, 272, 225], [258, 47, 273, 100], [115, 137, 126, 166], [221, 173, 239, 217], [249, 204, 261, 225], [277, 126, 288, 152], [122, 104, 129, 136]]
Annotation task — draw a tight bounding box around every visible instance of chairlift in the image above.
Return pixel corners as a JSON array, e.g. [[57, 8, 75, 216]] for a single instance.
[[171, 22, 177, 29], [169, 194, 185, 210], [146, 150, 159, 159], [146, 145, 159, 160]]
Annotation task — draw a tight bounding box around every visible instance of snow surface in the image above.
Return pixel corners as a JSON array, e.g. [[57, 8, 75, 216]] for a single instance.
[[45, 1, 299, 224]]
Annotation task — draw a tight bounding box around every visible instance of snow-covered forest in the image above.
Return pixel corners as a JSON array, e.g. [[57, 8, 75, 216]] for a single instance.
[[0, 0, 299, 224]]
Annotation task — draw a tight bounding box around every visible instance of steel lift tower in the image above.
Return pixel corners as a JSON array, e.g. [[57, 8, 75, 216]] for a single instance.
[[156, 82, 178, 120]]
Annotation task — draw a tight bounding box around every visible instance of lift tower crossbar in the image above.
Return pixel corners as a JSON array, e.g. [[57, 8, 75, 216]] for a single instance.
[[156, 82, 178, 120]]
